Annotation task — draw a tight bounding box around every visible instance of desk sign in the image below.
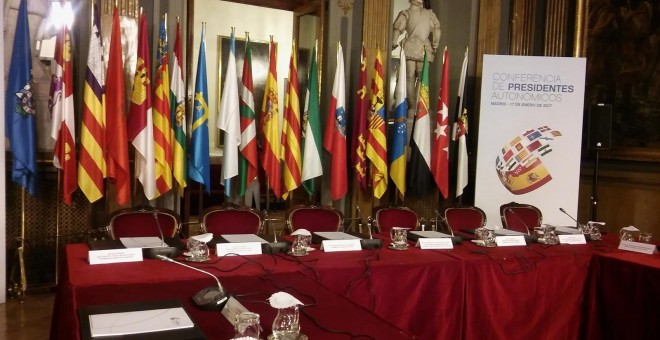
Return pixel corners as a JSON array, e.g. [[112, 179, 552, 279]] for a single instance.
[[321, 239, 362, 252], [495, 236, 527, 247], [619, 240, 657, 255], [558, 234, 587, 245], [416, 238, 454, 250], [216, 242, 263, 256], [89, 248, 143, 265], [221, 296, 249, 326]]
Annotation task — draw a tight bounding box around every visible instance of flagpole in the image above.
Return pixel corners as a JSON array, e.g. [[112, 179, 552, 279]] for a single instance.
[[55, 169, 62, 285], [19, 188, 27, 298]]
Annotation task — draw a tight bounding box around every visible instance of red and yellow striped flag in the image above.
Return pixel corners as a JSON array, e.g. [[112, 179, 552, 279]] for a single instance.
[[153, 15, 173, 196], [281, 40, 302, 199], [366, 48, 388, 199], [261, 39, 282, 198]]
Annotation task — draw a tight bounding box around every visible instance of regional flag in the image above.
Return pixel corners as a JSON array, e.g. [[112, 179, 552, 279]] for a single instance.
[[153, 15, 173, 196], [78, 4, 106, 203], [301, 41, 322, 196], [431, 47, 450, 198], [49, 25, 78, 205], [455, 47, 469, 197], [281, 40, 302, 199], [408, 52, 433, 197], [323, 42, 347, 200], [366, 48, 388, 199], [5, 0, 37, 196], [171, 20, 187, 196], [390, 49, 407, 197], [351, 45, 368, 192], [261, 39, 282, 198], [238, 36, 259, 198], [105, 7, 131, 205], [217, 30, 241, 197], [189, 24, 211, 193], [127, 13, 157, 200]]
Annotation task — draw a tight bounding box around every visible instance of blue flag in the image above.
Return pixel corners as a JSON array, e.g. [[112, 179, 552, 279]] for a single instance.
[[189, 27, 211, 193], [5, 0, 37, 195]]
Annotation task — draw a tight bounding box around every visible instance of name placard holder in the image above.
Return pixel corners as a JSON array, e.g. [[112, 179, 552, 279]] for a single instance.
[[321, 239, 362, 252], [216, 242, 263, 256], [495, 236, 527, 247], [618, 240, 657, 255], [558, 234, 587, 245], [416, 238, 454, 250], [220, 296, 250, 326], [89, 248, 143, 265]]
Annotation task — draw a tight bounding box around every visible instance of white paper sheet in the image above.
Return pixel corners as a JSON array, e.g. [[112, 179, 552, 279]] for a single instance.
[[119, 237, 165, 248], [221, 234, 267, 243], [314, 232, 360, 240], [410, 231, 453, 238], [89, 307, 193, 337]]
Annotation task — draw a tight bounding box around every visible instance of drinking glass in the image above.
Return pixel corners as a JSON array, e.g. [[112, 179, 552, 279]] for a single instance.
[[543, 226, 559, 245], [234, 312, 261, 340], [290, 234, 311, 257], [188, 239, 210, 261], [638, 232, 653, 243], [271, 306, 300, 340], [389, 227, 409, 250], [619, 229, 636, 242], [475, 227, 496, 246]]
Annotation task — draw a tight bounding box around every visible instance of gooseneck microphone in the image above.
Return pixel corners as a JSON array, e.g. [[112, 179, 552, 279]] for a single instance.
[[559, 208, 581, 228], [434, 209, 454, 236], [142, 210, 179, 259], [156, 255, 229, 311], [504, 208, 532, 235]]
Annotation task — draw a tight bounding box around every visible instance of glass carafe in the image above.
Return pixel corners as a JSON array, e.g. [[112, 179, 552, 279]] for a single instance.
[[271, 306, 300, 339]]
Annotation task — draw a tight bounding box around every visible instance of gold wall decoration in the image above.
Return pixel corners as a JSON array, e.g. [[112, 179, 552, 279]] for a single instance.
[[337, 0, 354, 16]]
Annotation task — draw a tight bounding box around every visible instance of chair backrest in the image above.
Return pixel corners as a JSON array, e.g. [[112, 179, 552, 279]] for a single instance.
[[500, 202, 543, 233], [444, 206, 487, 233], [287, 205, 343, 233], [107, 207, 180, 240], [200, 205, 264, 236], [374, 206, 418, 234]]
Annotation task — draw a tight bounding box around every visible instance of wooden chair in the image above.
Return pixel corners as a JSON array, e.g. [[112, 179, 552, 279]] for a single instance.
[[444, 206, 487, 234], [286, 204, 343, 233], [200, 204, 265, 236], [500, 202, 543, 234], [373, 206, 419, 234], [106, 206, 181, 240]]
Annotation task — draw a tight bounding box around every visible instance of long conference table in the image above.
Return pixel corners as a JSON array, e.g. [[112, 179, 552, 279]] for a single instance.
[[50, 233, 659, 340]]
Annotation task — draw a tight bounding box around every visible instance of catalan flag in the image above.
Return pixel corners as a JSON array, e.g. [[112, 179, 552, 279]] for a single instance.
[[189, 25, 211, 193], [351, 45, 368, 192], [281, 40, 302, 199], [390, 49, 407, 197], [153, 15, 173, 196], [366, 48, 388, 199], [323, 42, 347, 200], [432, 47, 450, 198], [261, 39, 282, 198], [239, 37, 259, 198], [408, 52, 433, 197], [217, 30, 241, 197], [171, 21, 187, 196]]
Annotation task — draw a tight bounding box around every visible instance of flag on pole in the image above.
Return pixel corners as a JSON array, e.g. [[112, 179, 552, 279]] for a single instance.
[[408, 52, 433, 197], [189, 24, 211, 193], [390, 49, 407, 197], [366, 48, 388, 199], [5, 0, 37, 196], [78, 4, 106, 203], [301, 41, 322, 196], [238, 36, 259, 197], [261, 39, 282, 198], [455, 47, 469, 197], [323, 42, 347, 200], [50, 25, 78, 205], [351, 45, 369, 192], [218, 30, 241, 197], [153, 14, 173, 196], [171, 20, 187, 196], [281, 40, 302, 199], [432, 47, 450, 198], [127, 13, 156, 200], [105, 7, 131, 205]]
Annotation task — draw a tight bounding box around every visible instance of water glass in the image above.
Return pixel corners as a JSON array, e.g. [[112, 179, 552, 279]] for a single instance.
[[543, 225, 559, 245], [290, 234, 311, 257], [389, 227, 409, 250], [233, 312, 261, 340], [619, 229, 636, 242], [271, 306, 300, 340], [188, 239, 210, 261], [638, 232, 653, 243]]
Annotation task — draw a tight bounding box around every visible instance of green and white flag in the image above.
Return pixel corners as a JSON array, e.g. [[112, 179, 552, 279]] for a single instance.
[[301, 42, 322, 196]]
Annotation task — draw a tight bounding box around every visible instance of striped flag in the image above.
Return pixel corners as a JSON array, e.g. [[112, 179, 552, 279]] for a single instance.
[[351, 45, 368, 192], [281, 40, 302, 199], [455, 48, 469, 197], [217, 30, 241, 197], [323, 42, 347, 200], [105, 7, 130, 205], [78, 4, 106, 203], [390, 49, 407, 197], [261, 39, 282, 198], [238, 37, 259, 197], [171, 21, 187, 196], [50, 25, 77, 205], [153, 15, 173, 196], [366, 48, 388, 199], [189, 25, 211, 193], [432, 47, 450, 198], [301, 41, 322, 196], [408, 52, 433, 197]]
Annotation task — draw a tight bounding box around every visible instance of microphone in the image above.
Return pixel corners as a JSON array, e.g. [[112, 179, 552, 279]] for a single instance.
[[263, 210, 288, 254], [504, 208, 532, 235], [142, 210, 179, 259], [559, 207, 581, 228], [434, 209, 454, 236], [156, 255, 230, 311]]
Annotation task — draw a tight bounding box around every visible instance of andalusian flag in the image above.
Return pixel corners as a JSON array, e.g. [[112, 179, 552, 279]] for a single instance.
[[390, 49, 407, 197], [218, 30, 241, 197], [239, 37, 259, 198], [408, 52, 433, 197], [189, 25, 211, 193], [78, 4, 106, 203], [127, 13, 156, 200], [171, 21, 187, 196], [366, 48, 388, 199], [351, 45, 368, 192], [281, 40, 302, 199], [455, 47, 469, 197], [432, 47, 450, 198], [301, 41, 322, 196], [323, 42, 347, 200], [261, 39, 282, 198], [153, 15, 173, 196], [50, 24, 78, 205]]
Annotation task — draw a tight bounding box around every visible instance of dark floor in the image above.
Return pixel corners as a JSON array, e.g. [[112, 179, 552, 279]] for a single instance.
[[0, 292, 54, 340]]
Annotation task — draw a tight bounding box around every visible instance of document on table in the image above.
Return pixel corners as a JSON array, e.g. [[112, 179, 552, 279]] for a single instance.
[[119, 237, 164, 248], [89, 307, 193, 337], [410, 231, 454, 238], [493, 229, 528, 236], [221, 234, 268, 243], [314, 232, 360, 240]]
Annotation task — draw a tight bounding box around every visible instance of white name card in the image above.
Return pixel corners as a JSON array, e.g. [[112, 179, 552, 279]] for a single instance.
[[558, 234, 587, 245], [618, 240, 657, 255], [321, 239, 362, 252], [416, 238, 454, 250], [89, 248, 143, 265], [216, 242, 263, 256], [220, 296, 250, 326], [495, 236, 527, 247]]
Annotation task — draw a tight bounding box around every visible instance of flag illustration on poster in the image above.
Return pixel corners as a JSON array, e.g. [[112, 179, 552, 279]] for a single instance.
[[408, 52, 433, 197], [153, 15, 173, 196], [189, 24, 211, 192], [261, 38, 282, 198], [432, 47, 450, 198], [390, 49, 407, 197], [366, 48, 388, 199], [238, 36, 259, 198], [323, 42, 348, 200], [281, 40, 302, 199], [351, 45, 369, 192], [302, 41, 322, 196], [455, 48, 469, 197], [218, 30, 241, 197], [171, 20, 187, 196]]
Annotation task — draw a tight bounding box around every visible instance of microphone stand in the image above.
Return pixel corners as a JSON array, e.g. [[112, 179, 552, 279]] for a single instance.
[[559, 207, 582, 229], [264, 210, 288, 254], [142, 210, 179, 259], [434, 209, 454, 236], [591, 146, 601, 221], [504, 208, 532, 235]]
